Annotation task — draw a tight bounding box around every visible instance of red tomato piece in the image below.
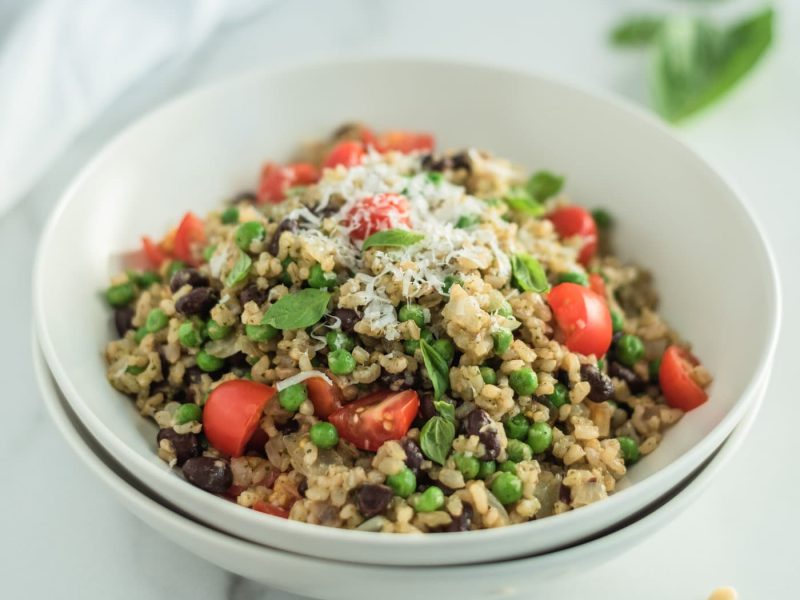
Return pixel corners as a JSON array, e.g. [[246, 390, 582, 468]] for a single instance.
[[203, 380, 276, 457], [376, 130, 435, 154], [323, 141, 366, 169], [328, 390, 420, 452], [344, 193, 412, 241], [258, 162, 320, 204], [547, 282, 612, 357], [548, 206, 598, 265], [141, 236, 168, 268], [253, 501, 290, 519], [173, 212, 206, 266], [225, 485, 247, 499], [588, 273, 607, 299], [659, 346, 709, 411], [305, 376, 343, 419]]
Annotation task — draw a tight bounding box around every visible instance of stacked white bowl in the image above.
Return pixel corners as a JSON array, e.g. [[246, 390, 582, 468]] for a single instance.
[[33, 60, 780, 599]]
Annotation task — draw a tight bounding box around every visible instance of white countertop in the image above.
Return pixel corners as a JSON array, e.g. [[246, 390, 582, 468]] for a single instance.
[[3, 1, 799, 598]]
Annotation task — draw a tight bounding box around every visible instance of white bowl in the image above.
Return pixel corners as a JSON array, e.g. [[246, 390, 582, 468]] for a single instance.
[[34, 59, 780, 565], [36, 335, 763, 600]]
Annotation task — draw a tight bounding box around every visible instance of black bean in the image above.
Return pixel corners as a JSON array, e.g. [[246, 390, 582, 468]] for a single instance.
[[479, 429, 501, 461], [421, 151, 472, 173], [580, 364, 615, 402], [267, 218, 298, 256], [169, 268, 209, 293], [298, 479, 309, 497], [114, 307, 134, 337], [175, 287, 219, 316], [419, 393, 437, 421], [608, 361, 647, 394], [421, 154, 444, 171], [157, 429, 201, 466], [400, 438, 425, 476], [184, 366, 204, 385], [559, 481, 572, 504], [231, 191, 257, 204], [378, 369, 416, 391], [239, 283, 269, 307], [449, 151, 472, 173], [332, 308, 359, 332], [275, 418, 300, 434], [446, 503, 474, 532], [463, 409, 491, 437], [355, 484, 393, 518], [555, 369, 570, 387], [312, 203, 340, 218], [182, 456, 233, 493]]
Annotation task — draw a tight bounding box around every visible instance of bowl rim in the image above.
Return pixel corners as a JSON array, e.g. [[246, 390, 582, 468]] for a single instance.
[[33, 57, 783, 553]]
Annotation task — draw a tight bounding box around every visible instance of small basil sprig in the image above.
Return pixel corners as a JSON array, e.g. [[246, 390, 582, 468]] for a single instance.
[[433, 399, 456, 425], [225, 250, 252, 288], [420, 339, 450, 399], [263, 289, 331, 330], [503, 189, 545, 217], [611, 16, 664, 47], [526, 171, 564, 202], [511, 253, 549, 293], [420, 415, 455, 466], [362, 229, 425, 251]]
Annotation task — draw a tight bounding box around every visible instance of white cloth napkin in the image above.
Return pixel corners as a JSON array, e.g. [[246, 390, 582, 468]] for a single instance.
[[0, 0, 267, 217]]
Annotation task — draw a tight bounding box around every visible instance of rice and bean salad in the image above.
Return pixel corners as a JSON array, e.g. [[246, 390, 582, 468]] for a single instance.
[[103, 123, 712, 533]]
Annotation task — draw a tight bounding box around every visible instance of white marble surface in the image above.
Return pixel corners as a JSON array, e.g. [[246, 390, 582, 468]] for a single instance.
[[3, 1, 799, 598]]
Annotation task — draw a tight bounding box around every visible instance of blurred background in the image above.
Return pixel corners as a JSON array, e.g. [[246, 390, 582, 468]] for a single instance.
[[1, 1, 797, 598]]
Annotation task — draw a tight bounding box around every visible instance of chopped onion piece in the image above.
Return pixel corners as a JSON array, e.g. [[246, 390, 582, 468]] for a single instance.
[[276, 370, 333, 391]]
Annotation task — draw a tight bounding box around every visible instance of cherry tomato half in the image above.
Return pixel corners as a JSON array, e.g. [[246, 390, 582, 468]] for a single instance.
[[305, 376, 343, 420], [173, 212, 206, 266], [253, 501, 290, 519], [547, 282, 612, 358], [328, 389, 420, 452], [344, 193, 412, 241], [548, 206, 598, 265], [258, 162, 320, 204], [659, 346, 709, 411], [324, 141, 366, 170], [588, 273, 607, 299], [376, 130, 435, 154], [203, 380, 276, 457], [142, 236, 168, 268]]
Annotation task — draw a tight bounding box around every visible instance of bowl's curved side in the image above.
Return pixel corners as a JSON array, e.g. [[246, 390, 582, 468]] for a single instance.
[[33, 58, 782, 566]]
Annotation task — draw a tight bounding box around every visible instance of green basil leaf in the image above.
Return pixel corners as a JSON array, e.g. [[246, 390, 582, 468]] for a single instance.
[[362, 229, 425, 251], [526, 171, 565, 202], [263, 289, 331, 330], [503, 188, 545, 217], [420, 416, 455, 466], [225, 250, 252, 288], [650, 9, 774, 122], [433, 400, 456, 424], [420, 339, 450, 400], [511, 253, 549, 293], [610, 16, 664, 47]]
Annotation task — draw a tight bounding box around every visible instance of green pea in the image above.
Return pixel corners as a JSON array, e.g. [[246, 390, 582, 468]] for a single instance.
[[442, 275, 463, 294], [221, 207, 239, 224], [427, 171, 443, 185], [453, 453, 480, 480], [196, 350, 224, 372], [478, 460, 497, 479], [591, 208, 613, 229], [649, 357, 662, 381], [125, 365, 145, 375], [130, 270, 160, 289], [493, 329, 513, 355], [496, 301, 514, 318], [166, 260, 186, 281], [246, 323, 279, 342], [506, 439, 533, 462], [456, 214, 481, 229], [279, 383, 307, 412], [309, 421, 339, 448], [206, 319, 232, 341], [386, 467, 417, 498], [499, 461, 518, 474], [617, 334, 645, 366], [328, 349, 356, 375], [404, 328, 434, 355], [548, 382, 568, 408], [491, 472, 523, 504], [415, 486, 445, 512], [509, 367, 538, 396], [308, 263, 338, 289], [618, 436, 640, 464], [145, 309, 169, 333], [175, 403, 202, 425], [106, 282, 135, 307], [527, 422, 553, 454], [504, 414, 530, 441], [597, 358, 605, 371], [432, 339, 455, 365], [398, 303, 425, 328], [479, 366, 497, 385], [326, 330, 355, 352], [178, 322, 203, 348], [235, 221, 266, 251], [134, 326, 148, 343], [557, 271, 589, 286], [611, 310, 624, 333], [202, 245, 217, 262]]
